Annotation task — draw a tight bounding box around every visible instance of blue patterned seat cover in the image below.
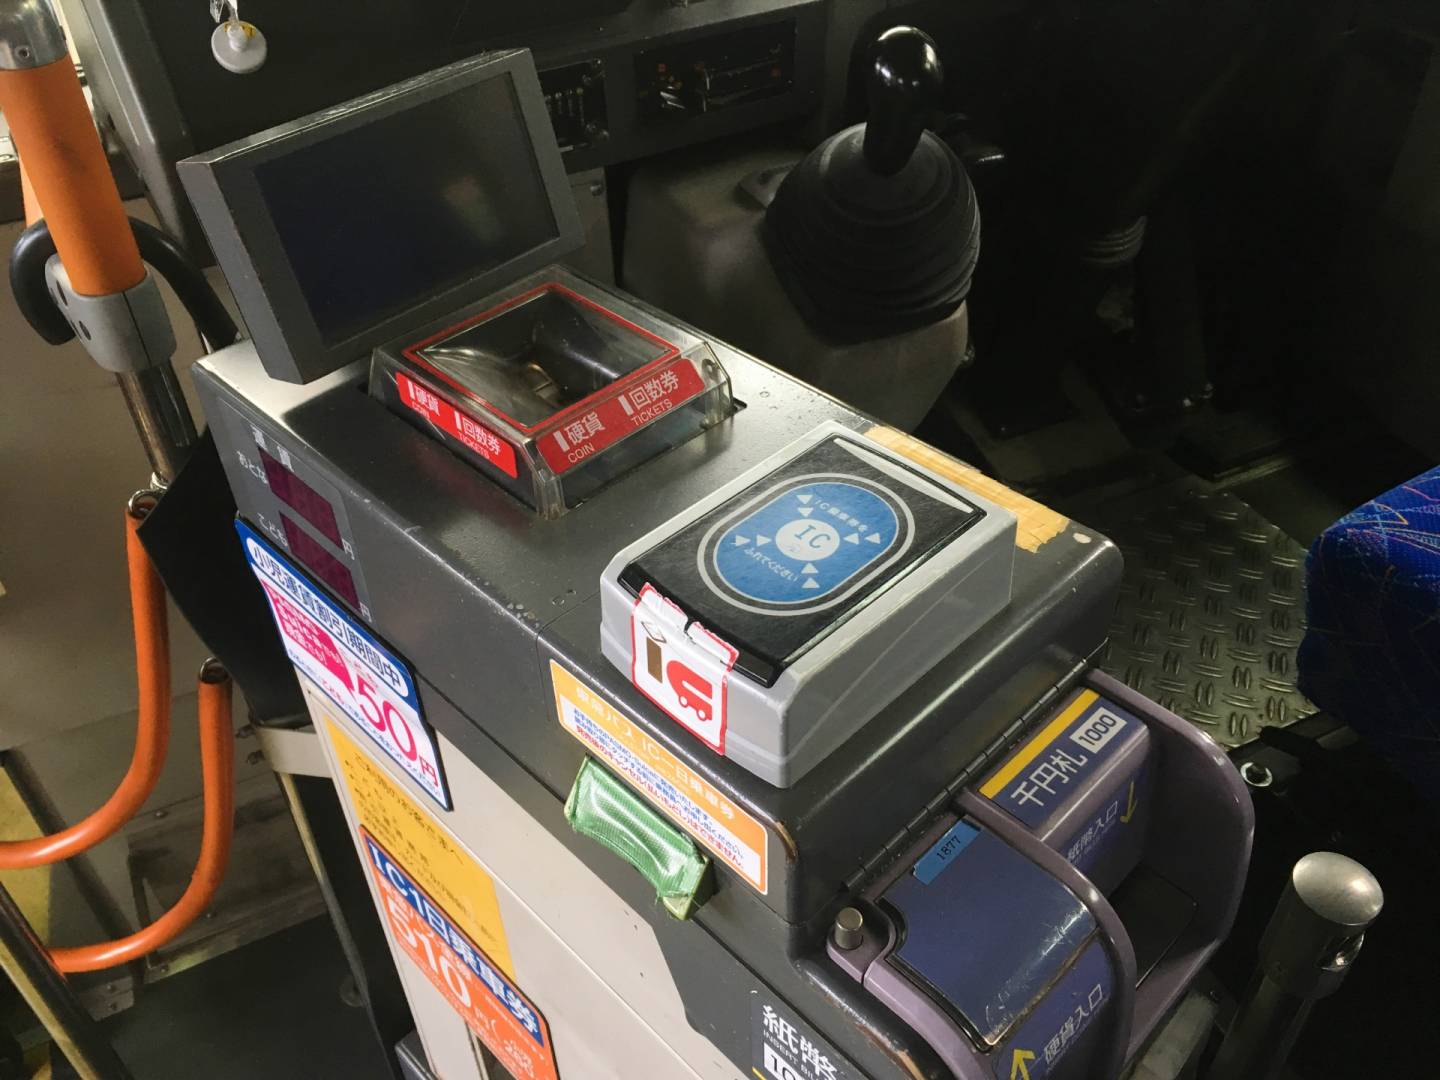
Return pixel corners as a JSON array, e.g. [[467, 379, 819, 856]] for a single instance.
[[1300, 468, 1440, 805]]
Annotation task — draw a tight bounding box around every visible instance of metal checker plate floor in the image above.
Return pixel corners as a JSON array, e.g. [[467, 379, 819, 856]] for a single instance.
[[1090, 483, 1312, 747]]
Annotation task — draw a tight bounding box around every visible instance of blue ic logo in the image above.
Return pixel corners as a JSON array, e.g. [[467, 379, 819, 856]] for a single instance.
[[700, 475, 911, 613]]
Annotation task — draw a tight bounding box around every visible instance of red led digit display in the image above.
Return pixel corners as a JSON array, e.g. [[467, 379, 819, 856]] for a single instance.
[[280, 514, 360, 609], [258, 447, 343, 548]]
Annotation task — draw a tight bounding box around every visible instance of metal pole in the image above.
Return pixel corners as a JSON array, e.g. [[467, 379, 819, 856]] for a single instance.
[[274, 772, 410, 1079], [1, 0, 198, 488], [0, 881, 134, 1080], [115, 364, 199, 485], [1206, 852, 1383, 1080]]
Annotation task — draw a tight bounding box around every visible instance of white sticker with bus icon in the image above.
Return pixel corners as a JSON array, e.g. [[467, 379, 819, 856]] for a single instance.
[[630, 583, 738, 753]]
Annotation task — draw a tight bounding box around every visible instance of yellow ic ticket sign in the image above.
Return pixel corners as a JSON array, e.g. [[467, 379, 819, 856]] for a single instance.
[[326, 716, 514, 977]]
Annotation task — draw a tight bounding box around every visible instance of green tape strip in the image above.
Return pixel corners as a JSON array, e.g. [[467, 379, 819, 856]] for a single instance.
[[565, 758, 712, 919]]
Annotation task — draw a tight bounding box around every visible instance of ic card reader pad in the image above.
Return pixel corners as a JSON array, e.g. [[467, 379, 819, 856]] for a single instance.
[[600, 422, 1017, 786]]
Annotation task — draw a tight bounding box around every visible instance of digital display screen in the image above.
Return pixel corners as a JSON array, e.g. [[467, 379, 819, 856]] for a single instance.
[[281, 514, 360, 609], [259, 447, 343, 547], [253, 73, 560, 346]]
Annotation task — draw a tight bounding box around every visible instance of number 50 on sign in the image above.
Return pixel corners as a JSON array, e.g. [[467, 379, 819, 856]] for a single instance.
[[238, 520, 451, 809]]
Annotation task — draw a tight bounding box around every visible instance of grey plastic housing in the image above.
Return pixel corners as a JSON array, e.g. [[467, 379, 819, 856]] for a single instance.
[[600, 422, 1017, 787], [44, 260, 175, 373], [178, 48, 582, 385]]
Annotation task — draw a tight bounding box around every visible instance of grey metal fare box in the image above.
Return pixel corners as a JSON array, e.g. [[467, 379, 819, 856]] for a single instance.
[[178, 43, 1246, 1080], [193, 321, 1122, 931]]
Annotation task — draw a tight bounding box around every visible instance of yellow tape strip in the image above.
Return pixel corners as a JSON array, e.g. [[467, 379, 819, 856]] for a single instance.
[[865, 425, 1070, 553], [980, 689, 1099, 798], [0, 771, 51, 938]]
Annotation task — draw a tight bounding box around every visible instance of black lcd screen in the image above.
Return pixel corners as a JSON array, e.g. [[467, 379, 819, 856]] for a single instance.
[[253, 73, 559, 346]]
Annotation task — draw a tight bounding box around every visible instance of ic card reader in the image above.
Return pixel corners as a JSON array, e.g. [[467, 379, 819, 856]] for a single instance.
[[600, 422, 1017, 785]]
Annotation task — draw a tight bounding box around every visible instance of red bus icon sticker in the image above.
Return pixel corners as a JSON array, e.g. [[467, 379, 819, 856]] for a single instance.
[[630, 584, 738, 753]]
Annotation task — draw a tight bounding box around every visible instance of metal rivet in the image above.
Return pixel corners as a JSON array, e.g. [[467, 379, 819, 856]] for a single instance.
[[832, 906, 865, 950], [1240, 761, 1273, 789]]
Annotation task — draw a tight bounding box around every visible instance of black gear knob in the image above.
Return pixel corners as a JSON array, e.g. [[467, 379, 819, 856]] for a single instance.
[[863, 26, 945, 176], [763, 23, 977, 339]]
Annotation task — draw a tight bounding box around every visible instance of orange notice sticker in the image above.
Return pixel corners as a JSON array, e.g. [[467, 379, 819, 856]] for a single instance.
[[551, 661, 769, 894]]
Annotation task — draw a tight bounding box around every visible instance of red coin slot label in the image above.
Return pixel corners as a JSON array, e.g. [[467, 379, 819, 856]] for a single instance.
[[538, 357, 705, 475], [397, 371, 519, 479]]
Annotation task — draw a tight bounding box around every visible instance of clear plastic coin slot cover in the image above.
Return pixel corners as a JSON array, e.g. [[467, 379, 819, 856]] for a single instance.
[[371, 266, 733, 516]]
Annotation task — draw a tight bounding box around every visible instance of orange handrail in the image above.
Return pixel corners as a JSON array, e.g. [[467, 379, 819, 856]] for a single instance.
[[0, 503, 171, 870], [18, 158, 40, 228], [1, 13, 237, 976], [50, 665, 234, 974], [0, 56, 144, 295]]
